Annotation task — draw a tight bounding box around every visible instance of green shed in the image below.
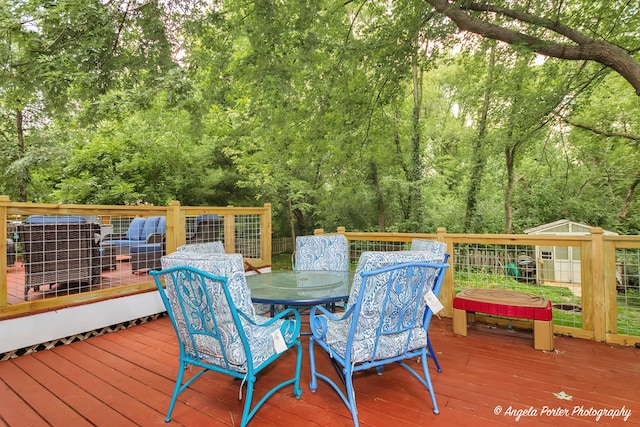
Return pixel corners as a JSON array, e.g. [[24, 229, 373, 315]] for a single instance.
[[524, 219, 618, 284]]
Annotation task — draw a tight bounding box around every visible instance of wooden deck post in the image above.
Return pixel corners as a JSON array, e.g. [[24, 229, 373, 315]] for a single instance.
[[604, 238, 618, 336], [261, 203, 272, 266], [437, 227, 453, 317], [224, 206, 235, 253], [166, 201, 182, 255], [589, 227, 606, 342]]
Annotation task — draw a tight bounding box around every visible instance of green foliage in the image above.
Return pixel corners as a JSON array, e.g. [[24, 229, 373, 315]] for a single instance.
[[271, 252, 294, 272], [0, 0, 639, 236]]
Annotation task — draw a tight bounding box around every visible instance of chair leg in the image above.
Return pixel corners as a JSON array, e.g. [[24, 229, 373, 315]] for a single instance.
[[293, 340, 304, 398], [241, 377, 256, 427], [345, 368, 361, 427], [420, 351, 440, 414], [427, 335, 442, 373], [309, 338, 359, 426], [309, 338, 318, 392], [240, 341, 302, 426], [166, 362, 186, 422]]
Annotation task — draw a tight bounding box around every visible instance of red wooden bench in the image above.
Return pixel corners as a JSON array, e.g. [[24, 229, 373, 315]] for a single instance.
[[452, 288, 554, 351]]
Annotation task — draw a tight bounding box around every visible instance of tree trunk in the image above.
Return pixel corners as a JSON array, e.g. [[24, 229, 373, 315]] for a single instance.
[[370, 161, 386, 231], [16, 109, 27, 202], [393, 106, 410, 220], [504, 146, 516, 234], [465, 43, 495, 232], [288, 198, 296, 250], [409, 53, 423, 227], [619, 173, 639, 219]]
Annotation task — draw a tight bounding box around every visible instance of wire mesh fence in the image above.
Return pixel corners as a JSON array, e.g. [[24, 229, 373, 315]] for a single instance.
[[4, 209, 269, 304], [340, 234, 639, 338], [616, 247, 640, 336]]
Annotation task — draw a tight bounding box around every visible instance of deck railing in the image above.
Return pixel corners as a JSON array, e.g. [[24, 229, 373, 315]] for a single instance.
[[1, 196, 638, 348], [320, 227, 640, 347], [0, 197, 272, 320]]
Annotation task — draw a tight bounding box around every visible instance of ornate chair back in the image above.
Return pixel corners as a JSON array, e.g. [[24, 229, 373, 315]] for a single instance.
[[410, 238, 447, 256], [294, 234, 349, 271], [176, 240, 225, 254]]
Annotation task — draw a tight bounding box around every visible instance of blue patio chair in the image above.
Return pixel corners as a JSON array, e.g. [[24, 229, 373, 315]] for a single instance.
[[151, 252, 303, 426], [294, 234, 349, 271], [410, 238, 448, 372], [185, 214, 224, 243], [308, 251, 449, 427], [102, 216, 166, 258]]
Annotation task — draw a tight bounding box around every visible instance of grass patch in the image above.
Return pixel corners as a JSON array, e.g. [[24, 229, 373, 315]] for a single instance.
[[552, 310, 583, 328], [271, 252, 293, 271], [617, 288, 640, 335]]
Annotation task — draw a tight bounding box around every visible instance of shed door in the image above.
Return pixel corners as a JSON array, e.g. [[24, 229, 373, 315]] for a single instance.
[[554, 246, 581, 283]]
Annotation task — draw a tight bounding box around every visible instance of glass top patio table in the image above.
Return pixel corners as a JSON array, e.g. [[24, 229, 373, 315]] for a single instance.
[[245, 270, 353, 306]]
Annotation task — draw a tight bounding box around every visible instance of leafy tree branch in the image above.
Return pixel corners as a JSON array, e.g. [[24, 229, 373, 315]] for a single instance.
[[425, 0, 640, 95]]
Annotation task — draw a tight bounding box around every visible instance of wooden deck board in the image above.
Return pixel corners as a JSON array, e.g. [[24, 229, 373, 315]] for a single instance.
[[1, 316, 638, 426]]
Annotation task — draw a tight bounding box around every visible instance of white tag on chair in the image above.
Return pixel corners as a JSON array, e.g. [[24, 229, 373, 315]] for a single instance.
[[271, 329, 287, 354], [424, 289, 444, 314]]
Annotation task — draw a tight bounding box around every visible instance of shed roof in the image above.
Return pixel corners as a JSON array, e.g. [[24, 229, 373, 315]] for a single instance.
[[524, 219, 618, 235]]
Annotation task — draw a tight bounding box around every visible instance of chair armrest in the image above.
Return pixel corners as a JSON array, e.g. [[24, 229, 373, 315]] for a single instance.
[[309, 305, 349, 339], [244, 308, 302, 345], [145, 233, 165, 244], [103, 232, 126, 241]]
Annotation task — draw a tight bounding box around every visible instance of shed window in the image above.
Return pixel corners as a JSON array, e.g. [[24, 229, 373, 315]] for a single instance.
[[541, 251, 553, 260]]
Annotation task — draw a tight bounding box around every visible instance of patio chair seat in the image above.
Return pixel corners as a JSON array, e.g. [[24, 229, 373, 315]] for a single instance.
[[130, 243, 162, 253], [108, 239, 162, 249], [320, 319, 429, 363], [178, 310, 292, 369]]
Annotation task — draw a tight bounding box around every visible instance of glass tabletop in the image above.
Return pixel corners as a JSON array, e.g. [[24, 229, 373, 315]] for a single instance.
[[245, 270, 353, 306]]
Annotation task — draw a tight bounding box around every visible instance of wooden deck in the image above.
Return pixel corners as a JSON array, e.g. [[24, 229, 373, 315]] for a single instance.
[[1, 316, 638, 426]]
